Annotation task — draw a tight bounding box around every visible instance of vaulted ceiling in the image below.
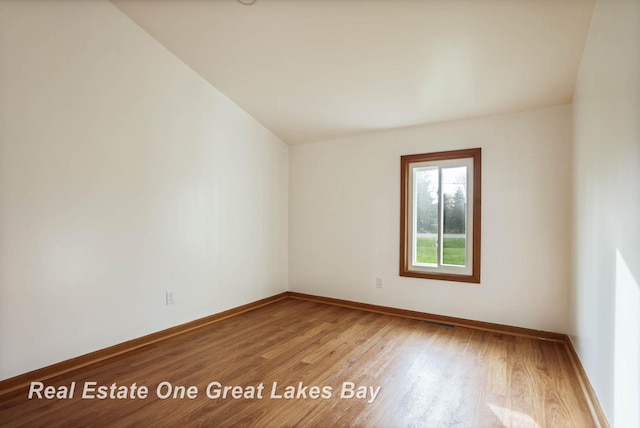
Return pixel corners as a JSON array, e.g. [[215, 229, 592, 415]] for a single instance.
[[112, 0, 595, 145]]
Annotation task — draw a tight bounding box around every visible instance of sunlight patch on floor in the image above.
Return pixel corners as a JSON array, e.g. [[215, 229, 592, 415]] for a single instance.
[[487, 403, 540, 428]]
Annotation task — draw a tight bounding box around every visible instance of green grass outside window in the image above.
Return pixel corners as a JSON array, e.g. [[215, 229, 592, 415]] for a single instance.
[[416, 237, 466, 266]]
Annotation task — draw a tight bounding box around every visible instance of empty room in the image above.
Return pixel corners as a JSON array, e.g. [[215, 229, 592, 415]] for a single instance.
[[0, 0, 638, 427]]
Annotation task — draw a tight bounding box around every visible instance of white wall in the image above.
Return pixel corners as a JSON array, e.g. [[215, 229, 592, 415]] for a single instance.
[[572, 0, 640, 425], [0, 0, 288, 380], [290, 105, 573, 333]]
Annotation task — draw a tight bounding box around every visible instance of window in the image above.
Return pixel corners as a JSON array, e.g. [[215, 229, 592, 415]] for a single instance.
[[400, 148, 481, 283]]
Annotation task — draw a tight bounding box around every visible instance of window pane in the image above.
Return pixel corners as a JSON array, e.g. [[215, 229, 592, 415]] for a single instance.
[[400, 148, 480, 282], [441, 166, 467, 266], [414, 167, 438, 265]]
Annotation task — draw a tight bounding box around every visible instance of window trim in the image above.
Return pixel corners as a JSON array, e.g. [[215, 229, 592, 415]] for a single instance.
[[400, 148, 481, 283]]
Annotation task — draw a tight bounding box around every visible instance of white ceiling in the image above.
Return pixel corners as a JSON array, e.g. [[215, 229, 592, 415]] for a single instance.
[[112, 0, 595, 145]]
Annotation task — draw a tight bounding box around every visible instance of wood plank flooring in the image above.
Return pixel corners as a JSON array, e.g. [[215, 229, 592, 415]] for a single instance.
[[0, 298, 595, 427]]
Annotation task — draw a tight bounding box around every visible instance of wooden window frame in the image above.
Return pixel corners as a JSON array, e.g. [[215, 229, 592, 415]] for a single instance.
[[400, 148, 481, 283]]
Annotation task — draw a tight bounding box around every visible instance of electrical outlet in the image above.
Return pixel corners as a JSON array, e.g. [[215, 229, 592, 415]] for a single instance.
[[166, 290, 175, 305], [375, 276, 383, 289]]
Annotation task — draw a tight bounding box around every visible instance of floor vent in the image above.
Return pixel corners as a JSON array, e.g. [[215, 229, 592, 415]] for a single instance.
[[421, 320, 456, 328]]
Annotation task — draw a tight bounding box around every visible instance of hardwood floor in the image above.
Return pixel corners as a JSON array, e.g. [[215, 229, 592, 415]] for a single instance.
[[0, 298, 596, 427]]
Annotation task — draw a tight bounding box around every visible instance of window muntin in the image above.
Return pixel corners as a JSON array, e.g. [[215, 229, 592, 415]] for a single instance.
[[400, 148, 481, 283]]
